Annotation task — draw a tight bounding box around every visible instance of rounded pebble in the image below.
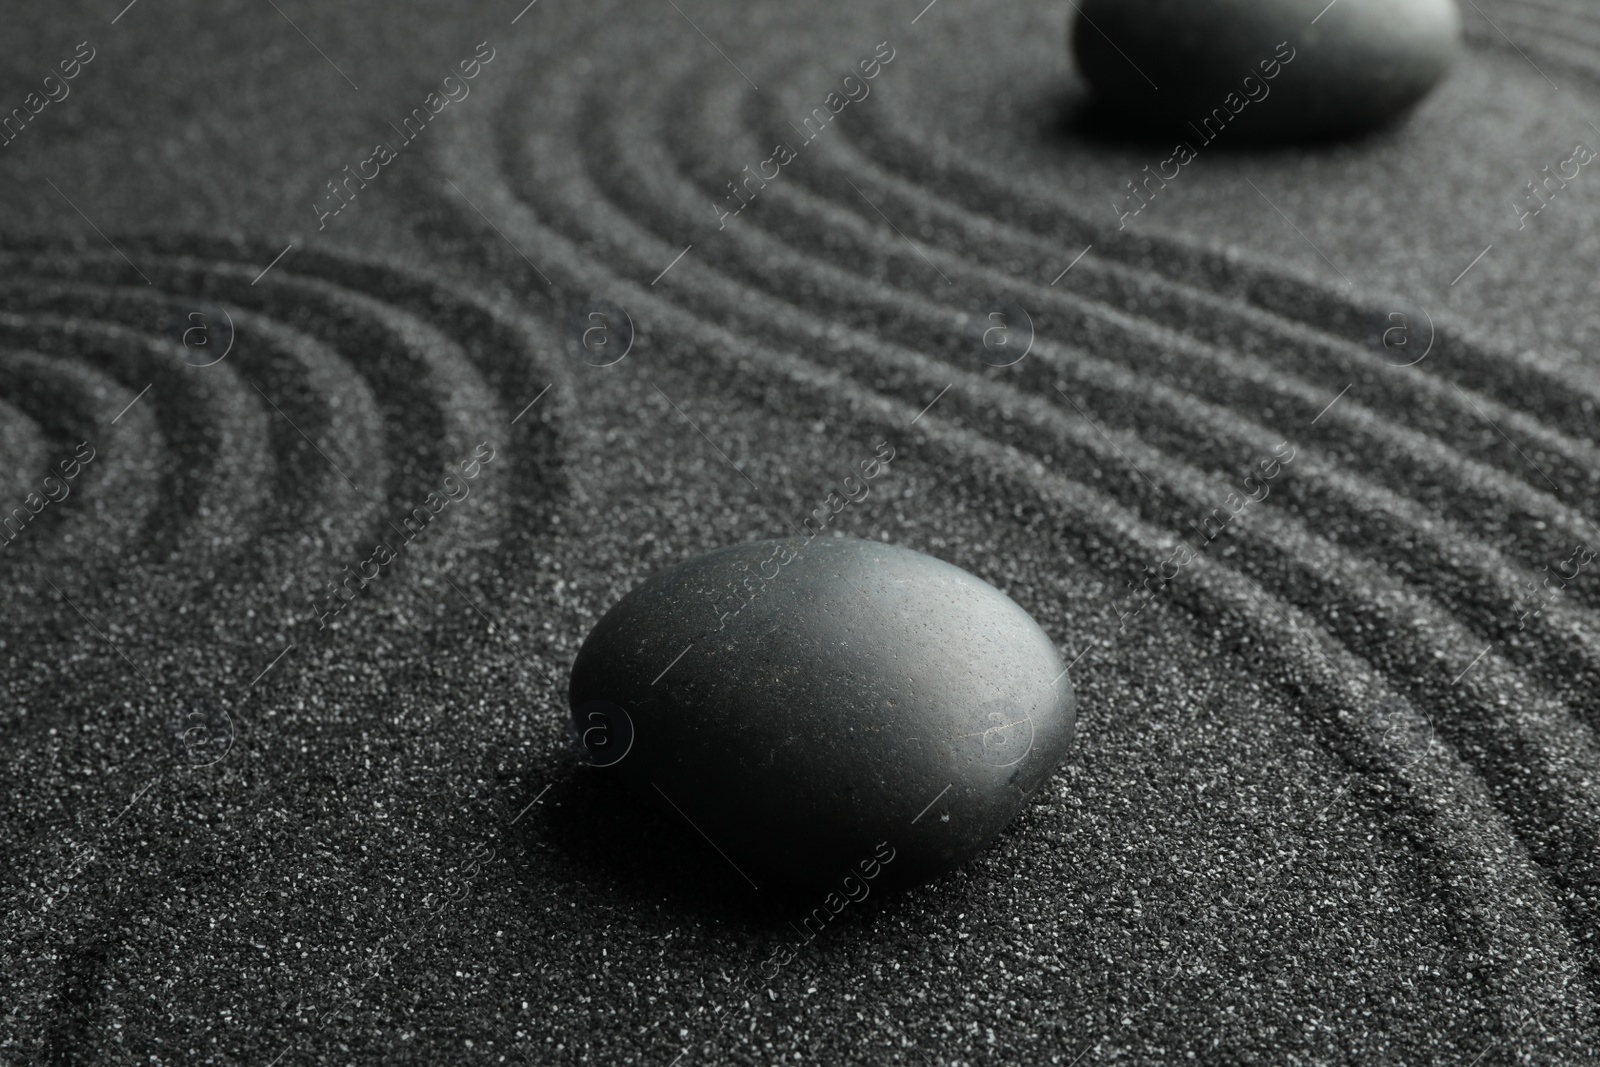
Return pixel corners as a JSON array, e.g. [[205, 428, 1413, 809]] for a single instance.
[[1071, 0, 1463, 140], [568, 536, 1076, 893]]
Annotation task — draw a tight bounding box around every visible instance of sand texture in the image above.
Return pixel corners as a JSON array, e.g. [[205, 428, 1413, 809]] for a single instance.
[[3, 0, 1600, 1063]]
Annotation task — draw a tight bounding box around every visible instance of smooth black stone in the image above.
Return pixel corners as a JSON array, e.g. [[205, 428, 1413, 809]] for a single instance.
[[568, 537, 1076, 893], [1071, 0, 1461, 141]]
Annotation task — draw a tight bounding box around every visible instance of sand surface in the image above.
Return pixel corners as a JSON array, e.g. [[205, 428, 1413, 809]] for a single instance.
[[4, 0, 1600, 1063]]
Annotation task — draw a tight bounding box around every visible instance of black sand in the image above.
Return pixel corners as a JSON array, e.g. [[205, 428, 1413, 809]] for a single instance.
[[3, 0, 1600, 1063]]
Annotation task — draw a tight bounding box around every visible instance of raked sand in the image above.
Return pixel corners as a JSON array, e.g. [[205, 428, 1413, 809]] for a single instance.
[[3, 0, 1600, 1063]]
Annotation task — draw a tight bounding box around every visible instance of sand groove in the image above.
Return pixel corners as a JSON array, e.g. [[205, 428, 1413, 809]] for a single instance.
[[424, 14, 1600, 1045]]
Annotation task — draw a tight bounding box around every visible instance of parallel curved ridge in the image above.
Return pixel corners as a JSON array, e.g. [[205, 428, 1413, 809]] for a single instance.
[[422, 7, 1600, 1059], [6, 1, 1600, 1063], [0, 235, 568, 735]]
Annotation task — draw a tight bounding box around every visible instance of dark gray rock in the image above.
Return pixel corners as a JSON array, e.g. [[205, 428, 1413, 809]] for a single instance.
[[1071, 0, 1462, 141], [568, 536, 1076, 893]]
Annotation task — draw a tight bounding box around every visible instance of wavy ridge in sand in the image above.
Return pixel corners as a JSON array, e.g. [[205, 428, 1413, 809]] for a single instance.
[[5, 2, 1600, 1062]]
